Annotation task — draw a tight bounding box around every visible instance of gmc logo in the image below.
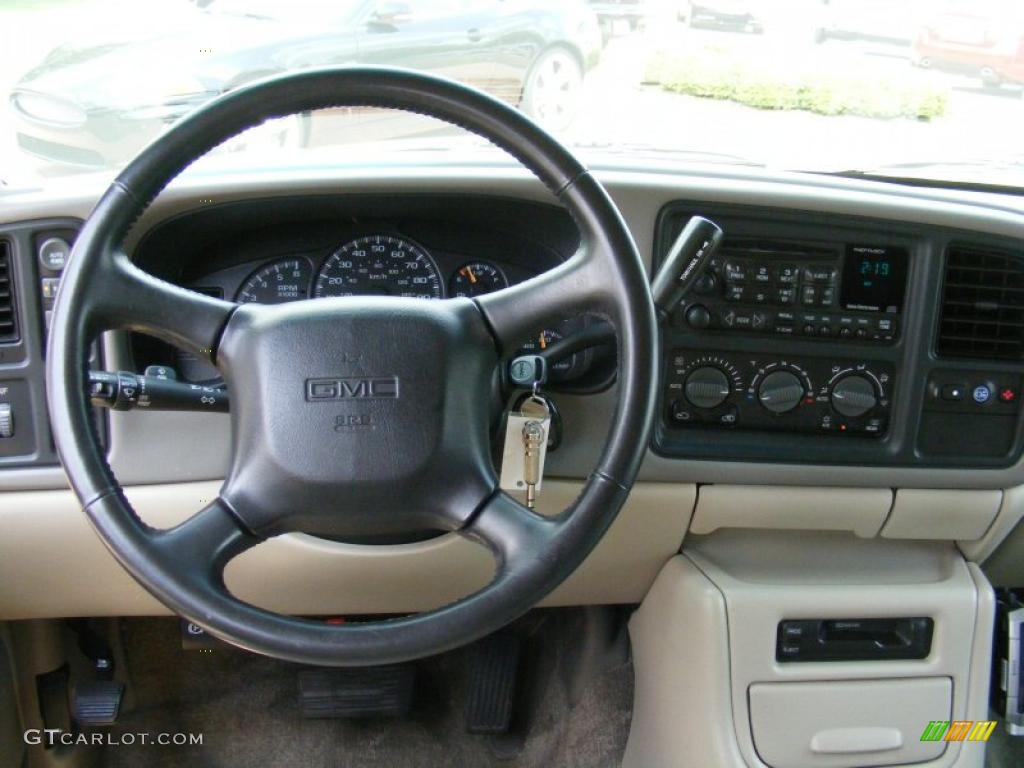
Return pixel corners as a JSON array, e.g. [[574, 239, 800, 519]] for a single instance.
[[306, 376, 399, 401]]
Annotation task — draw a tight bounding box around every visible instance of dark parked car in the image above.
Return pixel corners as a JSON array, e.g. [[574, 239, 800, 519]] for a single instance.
[[687, 0, 764, 34], [588, 0, 649, 40], [9, 0, 602, 168]]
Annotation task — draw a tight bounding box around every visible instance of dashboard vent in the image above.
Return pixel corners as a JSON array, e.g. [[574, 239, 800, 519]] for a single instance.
[[0, 241, 19, 344], [938, 244, 1024, 360]]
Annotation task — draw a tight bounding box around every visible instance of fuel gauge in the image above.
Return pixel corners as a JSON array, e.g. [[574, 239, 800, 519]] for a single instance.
[[449, 261, 508, 298]]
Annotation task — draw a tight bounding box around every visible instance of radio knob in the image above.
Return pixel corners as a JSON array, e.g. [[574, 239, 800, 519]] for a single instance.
[[685, 304, 712, 330], [831, 375, 877, 418], [685, 366, 730, 409], [758, 371, 804, 414]]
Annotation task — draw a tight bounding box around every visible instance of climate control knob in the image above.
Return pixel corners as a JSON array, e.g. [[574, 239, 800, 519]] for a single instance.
[[758, 371, 804, 414], [685, 366, 730, 409], [831, 375, 877, 418]]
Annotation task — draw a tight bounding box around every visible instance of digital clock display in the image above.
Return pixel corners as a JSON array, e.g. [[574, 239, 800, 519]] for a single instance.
[[841, 245, 908, 313]]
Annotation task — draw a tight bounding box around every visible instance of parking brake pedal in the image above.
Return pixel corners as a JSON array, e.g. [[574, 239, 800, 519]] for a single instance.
[[466, 632, 521, 734], [298, 665, 415, 718]]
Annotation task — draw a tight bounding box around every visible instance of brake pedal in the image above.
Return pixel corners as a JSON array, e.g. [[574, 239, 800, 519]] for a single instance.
[[73, 680, 124, 726], [298, 665, 415, 718], [466, 632, 521, 734]]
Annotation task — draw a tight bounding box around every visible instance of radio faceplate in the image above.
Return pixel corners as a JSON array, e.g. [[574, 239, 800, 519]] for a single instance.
[[663, 349, 896, 438], [678, 240, 907, 344]]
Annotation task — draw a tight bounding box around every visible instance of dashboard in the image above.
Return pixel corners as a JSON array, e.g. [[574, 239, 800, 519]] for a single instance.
[[1, 165, 1024, 492]]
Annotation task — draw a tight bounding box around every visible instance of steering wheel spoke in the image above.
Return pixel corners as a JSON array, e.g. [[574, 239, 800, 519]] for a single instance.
[[463, 491, 557, 566], [149, 498, 256, 577], [93, 251, 236, 365], [474, 246, 612, 356]]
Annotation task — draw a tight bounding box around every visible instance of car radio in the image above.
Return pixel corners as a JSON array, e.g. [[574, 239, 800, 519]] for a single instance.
[[677, 240, 908, 343]]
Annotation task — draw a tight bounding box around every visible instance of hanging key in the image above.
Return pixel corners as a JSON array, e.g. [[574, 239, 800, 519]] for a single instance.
[[522, 419, 545, 509], [499, 395, 551, 505]]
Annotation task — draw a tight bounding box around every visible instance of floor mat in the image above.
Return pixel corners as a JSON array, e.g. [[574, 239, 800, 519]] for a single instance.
[[100, 615, 633, 768]]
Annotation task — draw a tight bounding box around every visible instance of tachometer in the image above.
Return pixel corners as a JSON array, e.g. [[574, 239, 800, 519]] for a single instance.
[[236, 258, 313, 304], [314, 235, 442, 300]]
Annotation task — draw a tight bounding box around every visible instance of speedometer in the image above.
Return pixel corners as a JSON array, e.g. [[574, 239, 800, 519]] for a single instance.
[[314, 235, 443, 300]]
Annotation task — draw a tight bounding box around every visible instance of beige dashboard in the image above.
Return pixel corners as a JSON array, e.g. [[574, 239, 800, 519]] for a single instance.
[[1, 162, 1024, 621]]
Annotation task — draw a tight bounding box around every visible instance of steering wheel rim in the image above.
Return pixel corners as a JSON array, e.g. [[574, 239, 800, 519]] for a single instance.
[[47, 67, 657, 666]]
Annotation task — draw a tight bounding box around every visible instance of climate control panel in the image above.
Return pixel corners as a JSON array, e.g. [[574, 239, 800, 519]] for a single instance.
[[664, 350, 894, 437]]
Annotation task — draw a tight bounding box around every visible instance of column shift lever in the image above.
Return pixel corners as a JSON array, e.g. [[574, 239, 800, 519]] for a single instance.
[[649, 215, 724, 322]]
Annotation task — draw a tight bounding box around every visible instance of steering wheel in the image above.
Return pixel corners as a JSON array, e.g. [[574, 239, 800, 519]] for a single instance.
[[47, 68, 657, 666]]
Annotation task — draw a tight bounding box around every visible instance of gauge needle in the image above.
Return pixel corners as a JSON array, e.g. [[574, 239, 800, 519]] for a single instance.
[[539, 332, 547, 350], [462, 266, 477, 284]]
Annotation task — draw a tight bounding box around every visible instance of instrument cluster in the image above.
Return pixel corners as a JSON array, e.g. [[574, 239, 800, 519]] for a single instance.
[[231, 233, 512, 305], [175, 232, 613, 389]]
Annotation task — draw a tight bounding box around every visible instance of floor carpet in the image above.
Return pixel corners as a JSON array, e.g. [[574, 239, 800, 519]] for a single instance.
[[100, 614, 633, 768]]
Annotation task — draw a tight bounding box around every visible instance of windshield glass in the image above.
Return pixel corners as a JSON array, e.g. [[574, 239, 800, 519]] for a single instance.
[[3, 0, 1023, 189]]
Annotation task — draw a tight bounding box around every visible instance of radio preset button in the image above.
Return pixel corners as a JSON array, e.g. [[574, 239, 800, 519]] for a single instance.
[[777, 265, 799, 284], [724, 262, 747, 282]]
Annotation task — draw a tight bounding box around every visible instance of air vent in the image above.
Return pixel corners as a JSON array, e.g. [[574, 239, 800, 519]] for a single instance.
[[0, 241, 19, 344], [938, 244, 1024, 360]]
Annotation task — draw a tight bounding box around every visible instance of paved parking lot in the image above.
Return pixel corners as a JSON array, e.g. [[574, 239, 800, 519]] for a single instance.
[[1, 4, 1021, 187]]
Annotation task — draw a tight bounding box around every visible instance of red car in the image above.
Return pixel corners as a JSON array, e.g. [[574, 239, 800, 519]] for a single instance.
[[913, 1, 1024, 88]]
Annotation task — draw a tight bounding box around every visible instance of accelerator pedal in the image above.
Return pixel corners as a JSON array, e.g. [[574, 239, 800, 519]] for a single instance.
[[466, 632, 521, 734]]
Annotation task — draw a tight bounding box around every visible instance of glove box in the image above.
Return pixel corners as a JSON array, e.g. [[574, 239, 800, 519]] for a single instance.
[[749, 677, 952, 768]]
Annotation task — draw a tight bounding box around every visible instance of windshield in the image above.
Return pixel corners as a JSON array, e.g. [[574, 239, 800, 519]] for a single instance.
[[3, 0, 1023, 189]]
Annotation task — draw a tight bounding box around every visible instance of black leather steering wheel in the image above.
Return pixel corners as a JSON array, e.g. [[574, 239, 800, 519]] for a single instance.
[[47, 68, 657, 666]]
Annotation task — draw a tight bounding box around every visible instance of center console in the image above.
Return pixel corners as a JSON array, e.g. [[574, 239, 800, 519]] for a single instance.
[[651, 202, 1024, 468], [624, 532, 996, 768]]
